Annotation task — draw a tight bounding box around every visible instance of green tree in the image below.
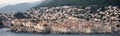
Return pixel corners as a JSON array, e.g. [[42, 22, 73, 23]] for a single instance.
[[0, 21, 3, 27]]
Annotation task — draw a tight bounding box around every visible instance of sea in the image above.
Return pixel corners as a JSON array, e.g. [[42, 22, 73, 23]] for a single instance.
[[0, 28, 120, 36]]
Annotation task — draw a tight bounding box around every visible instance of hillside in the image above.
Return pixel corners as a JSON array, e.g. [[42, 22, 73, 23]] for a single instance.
[[0, 3, 34, 12], [0, 6, 120, 33], [0, 0, 120, 34], [0, 1, 41, 12], [34, 0, 120, 9]]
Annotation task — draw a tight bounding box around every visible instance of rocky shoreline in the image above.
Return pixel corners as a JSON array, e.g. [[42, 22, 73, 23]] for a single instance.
[[0, 6, 120, 34]]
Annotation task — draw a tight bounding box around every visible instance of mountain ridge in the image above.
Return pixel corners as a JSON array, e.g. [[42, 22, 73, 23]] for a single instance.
[[0, 1, 42, 12], [33, 0, 120, 9]]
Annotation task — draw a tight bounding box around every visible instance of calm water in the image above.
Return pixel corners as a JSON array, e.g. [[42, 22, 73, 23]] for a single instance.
[[0, 28, 120, 36]]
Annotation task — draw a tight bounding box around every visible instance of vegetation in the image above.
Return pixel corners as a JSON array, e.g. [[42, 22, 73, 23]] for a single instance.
[[14, 12, 31, 19], [34, 0, 120, 9], [0, 21, 3, 27], [0, 21, 3, 25]]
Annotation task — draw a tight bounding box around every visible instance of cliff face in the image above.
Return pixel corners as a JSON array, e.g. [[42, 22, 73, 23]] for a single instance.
[[0, 6, 120, 34]]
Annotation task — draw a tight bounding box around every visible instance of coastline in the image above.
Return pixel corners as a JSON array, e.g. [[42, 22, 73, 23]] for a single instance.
[[0, 6, 120, 34], [4, 28, 120, 34]]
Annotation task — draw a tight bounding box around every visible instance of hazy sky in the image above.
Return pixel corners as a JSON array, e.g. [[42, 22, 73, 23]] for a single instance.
[[0, 0, 43, 8], [0, 0, 41, 5]]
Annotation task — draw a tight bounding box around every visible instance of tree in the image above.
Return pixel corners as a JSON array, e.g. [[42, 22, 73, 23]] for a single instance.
[[0, 20, 3, 28], [14, 12, 32, 19]]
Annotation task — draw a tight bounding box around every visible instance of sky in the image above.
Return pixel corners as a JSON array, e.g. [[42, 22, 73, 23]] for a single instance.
[[0, 0, 41, 5], [0, 0, 42, 8]]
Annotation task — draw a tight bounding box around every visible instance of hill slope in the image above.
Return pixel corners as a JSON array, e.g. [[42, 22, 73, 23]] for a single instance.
[[0, 1, 42, 12], [34, 0, 120, 9]]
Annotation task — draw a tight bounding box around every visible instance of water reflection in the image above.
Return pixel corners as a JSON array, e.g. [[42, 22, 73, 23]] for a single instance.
[[0, 28, 120, 36]]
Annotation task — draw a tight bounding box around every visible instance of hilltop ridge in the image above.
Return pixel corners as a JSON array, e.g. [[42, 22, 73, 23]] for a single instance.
[[34, 0, 120, 9]]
